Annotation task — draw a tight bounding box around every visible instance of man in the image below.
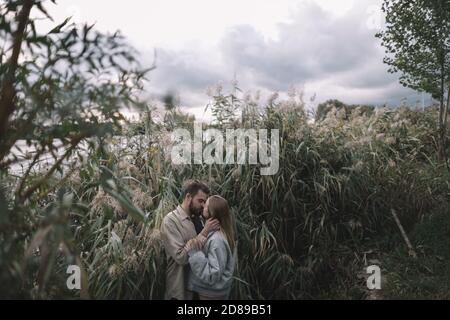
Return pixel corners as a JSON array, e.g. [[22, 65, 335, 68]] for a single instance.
[[160, 180, 220, 300]]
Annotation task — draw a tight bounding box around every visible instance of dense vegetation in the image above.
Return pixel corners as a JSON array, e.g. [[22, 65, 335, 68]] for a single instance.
[[2, 91, 450, 299]]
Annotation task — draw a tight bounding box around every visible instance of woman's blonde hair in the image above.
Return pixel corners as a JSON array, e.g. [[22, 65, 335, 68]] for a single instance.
[[208, 195, 236, 252]]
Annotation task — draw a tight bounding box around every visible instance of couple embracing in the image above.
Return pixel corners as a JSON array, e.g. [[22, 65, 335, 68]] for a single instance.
[[160, 180, 236, 300]]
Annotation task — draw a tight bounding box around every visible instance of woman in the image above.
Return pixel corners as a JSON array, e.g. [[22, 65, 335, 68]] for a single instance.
[[185, 195, 236, 300]]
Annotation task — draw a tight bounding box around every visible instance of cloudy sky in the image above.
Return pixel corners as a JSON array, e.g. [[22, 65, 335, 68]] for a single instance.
[[45, 0, 429, 120]]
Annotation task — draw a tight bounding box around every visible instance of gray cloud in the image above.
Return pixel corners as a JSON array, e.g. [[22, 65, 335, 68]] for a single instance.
[[220, 1, 391, 89], [142, 0, 425, 113], [144, 48, 225, 107], [156, 50, 220, 89]]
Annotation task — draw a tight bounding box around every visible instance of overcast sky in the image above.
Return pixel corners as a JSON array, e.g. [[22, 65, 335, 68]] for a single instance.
[[44, 0, 430, 120]]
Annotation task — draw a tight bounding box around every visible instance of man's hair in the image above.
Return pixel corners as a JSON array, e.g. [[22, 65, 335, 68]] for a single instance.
[[182, 180, 210, 199]]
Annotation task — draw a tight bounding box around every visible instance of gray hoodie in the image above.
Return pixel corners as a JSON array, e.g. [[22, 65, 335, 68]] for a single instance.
[[187, 231, 236, 297]]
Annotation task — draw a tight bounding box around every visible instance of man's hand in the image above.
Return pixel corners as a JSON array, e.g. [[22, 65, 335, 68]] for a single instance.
[[200, 219, 220, 237]]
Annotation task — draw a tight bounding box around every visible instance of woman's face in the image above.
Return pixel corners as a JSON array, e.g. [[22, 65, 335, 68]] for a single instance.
[[202, 198, 211, 220]]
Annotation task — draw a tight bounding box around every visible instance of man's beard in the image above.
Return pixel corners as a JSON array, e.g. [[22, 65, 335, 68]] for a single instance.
[[189, 200, 202, 217]]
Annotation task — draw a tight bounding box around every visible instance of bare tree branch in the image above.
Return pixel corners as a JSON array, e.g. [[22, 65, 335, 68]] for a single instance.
[[0, 0, 34, 160]]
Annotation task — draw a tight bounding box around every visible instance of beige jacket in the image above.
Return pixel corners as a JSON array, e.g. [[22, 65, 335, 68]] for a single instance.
[[160, 206, 206, 300]]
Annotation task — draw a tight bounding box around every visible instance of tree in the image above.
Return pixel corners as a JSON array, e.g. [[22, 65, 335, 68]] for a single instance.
[[376, 0, 450, 163], [0, 0, 152, 298], [315, 99, 374, 122]]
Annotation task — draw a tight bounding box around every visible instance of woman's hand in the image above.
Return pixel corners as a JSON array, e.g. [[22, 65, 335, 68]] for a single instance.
[[185, 239, 194, 252], [200, 219, 220, 237]]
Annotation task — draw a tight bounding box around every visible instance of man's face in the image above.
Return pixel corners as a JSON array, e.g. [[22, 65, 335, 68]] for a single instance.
[[188, 190, 208, 216]]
